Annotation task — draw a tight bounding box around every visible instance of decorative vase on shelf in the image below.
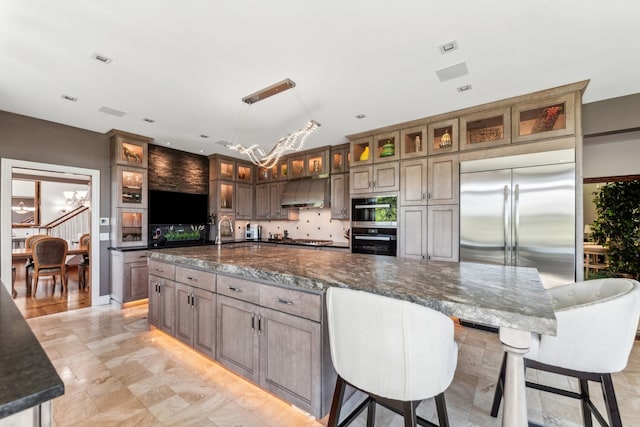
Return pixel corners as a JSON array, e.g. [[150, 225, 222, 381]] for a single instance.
[[359, 146, 369, 161], [439, 130, 452, 148]]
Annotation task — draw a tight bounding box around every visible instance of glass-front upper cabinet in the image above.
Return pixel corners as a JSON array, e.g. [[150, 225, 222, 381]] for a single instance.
[[512, 94, 575, 143], [372, 131, 400, 162], [400, 125, 427, 159], [218, 181, 234, 212], [110, 132, 149, 168], [236, 162, 253, 183], [460, 108, 511, 151], [115, 208, 147, 247], [331, 143, 350, 173], [428, 118, 459, 155], [350, 136, 373, 167], [114, 166, 148, 208]]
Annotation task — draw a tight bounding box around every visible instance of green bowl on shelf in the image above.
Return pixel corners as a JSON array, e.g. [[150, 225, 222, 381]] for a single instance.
[[380, 143, 395, 157]]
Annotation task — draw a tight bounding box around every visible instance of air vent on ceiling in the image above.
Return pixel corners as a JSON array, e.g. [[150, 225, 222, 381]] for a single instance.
[[61, 94, 78, 102], [142, 118, 155, 123], [457, 84, 472, 92], [98, 106, 126, 117], [435, 62, 469, 82]]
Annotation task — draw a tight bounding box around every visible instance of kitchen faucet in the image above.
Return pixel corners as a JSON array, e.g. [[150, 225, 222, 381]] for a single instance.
[[215, 216, 233, 244]]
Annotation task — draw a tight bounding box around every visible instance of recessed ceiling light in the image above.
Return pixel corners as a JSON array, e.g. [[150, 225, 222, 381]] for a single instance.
[[457, 84, 472, 92], [438, 41, 458, 54], [199, 149, 204, 153], [165, 142, 171, 146], [142, 118, 155, 123], [61, 94, 78, 102], [98, 106, 126, 117], [91, 52, 113, 64], [355, 114, 366, 119]]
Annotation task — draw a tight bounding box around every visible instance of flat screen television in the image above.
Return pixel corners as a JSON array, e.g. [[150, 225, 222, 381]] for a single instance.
[[148, 190, 209, 225]]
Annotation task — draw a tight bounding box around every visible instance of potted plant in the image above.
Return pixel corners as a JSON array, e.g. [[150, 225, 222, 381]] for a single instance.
[[591, 180, 640, 279]]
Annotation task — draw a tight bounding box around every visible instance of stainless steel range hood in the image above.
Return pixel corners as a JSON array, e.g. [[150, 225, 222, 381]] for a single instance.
[[281, 178, 330, 208]]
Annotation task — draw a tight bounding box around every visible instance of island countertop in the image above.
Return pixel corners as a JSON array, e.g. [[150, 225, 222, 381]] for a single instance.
[[147, 244, 556, 335], [0, 281, 64, 419]]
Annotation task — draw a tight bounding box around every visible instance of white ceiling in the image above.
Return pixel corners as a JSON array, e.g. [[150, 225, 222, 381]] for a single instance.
[[2, 1, 640, 159]]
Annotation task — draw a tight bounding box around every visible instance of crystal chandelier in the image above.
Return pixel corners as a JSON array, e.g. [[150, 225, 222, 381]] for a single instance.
[[221, 79, 320, 168], [63, 190, 89, 207]]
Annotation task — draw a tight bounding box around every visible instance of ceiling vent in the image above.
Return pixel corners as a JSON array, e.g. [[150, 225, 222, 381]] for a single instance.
[[91, 52, 113, 64], [438, 41, 458, 54], [98, 106, 126, 117], [61, 94, 77, 102], [435, 62, 469, 82]]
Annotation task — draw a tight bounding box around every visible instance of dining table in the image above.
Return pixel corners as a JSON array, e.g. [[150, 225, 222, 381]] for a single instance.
[[11, 243, 88, 297]]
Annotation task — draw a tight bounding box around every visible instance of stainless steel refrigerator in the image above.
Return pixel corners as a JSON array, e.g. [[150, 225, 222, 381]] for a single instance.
[[460, 150, 576, 288]]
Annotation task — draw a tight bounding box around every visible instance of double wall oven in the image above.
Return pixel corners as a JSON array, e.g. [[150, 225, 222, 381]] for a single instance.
[[351, 195, 397, 256]]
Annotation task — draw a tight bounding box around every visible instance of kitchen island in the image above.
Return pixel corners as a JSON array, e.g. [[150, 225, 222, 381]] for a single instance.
[[0, 281, 64, 426], [148, 244, 556, 426]]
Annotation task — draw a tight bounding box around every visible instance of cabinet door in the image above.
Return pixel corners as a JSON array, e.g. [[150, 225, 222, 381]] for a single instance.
[[160, 279, 176, 335], [194, 288, 216, 358], [427, 205, 459, 262], [175, 283, 194, 346], [350, 136, 373, 167], [372, 131, 400, 163], [270, 182, 289, 219], [400, 159, 427, 205], [350, 166, 372, 194], [114, 166, 148, 208], [399, 206, 427, 259], [372, 162, 399, 193], [255, 184, 270, 219], [427, 154, 459, 205], [236, 182, 254, 220], [331, 174, 349, 219], [148, 275, 162, 327], [259, 307, 321, 414], [216, 295, 260, 383], [128, 261, 149, 301]]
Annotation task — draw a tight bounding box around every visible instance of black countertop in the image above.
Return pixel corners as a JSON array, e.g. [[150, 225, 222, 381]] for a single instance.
[[0, 282, 64, 418]]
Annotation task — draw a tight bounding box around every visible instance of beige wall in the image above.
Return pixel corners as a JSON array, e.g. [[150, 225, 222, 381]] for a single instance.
[[0, 110, 112, 296]]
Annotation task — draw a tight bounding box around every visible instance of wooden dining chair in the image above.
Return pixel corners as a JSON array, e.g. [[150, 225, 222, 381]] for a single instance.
[[28, 237, 68, 296], [78, 234, 90, 289], [24, 234, 49, 290]]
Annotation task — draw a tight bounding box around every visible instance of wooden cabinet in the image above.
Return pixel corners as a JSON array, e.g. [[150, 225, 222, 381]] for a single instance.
[[288, 148, 330, 179], [113, 208, 147, 247], [255, 182, 290, 220], [427, 154, 459, 205], [399, 206, 427, 259], [427, 118, 459, 155], [235, 182, 254, 220], [330, 174, 350, 219], [110, 131, 149, 169], [110, 249, 149, 304], [148, 259, 176, 334], [460, 107, 511, 151], [512, 93, 575, 143], [350, 162, 400, 195], [114, 166, 148, 208], [174, 266, 217, 358], [427, 205, 459, 262], [400, 125, 427, 159], [350, 132, 400, 166], [216, 275, 325, 416], [330, 143, 350, 174], [400, 159, 427, 205]]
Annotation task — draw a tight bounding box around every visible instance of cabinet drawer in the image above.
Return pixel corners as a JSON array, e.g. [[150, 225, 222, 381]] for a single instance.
[[217, 275, 260, 304], [148, 259, 175, 280], [124, 250, 148, 264], [259, 285, 322, 322], [175, 266, 216, 292]]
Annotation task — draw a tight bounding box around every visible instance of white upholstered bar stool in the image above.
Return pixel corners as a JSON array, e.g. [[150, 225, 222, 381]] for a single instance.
[[326, 287, 458, 427], [491, 278, 640, 427]]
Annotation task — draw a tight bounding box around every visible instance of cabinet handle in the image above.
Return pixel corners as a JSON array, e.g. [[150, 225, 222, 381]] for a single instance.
[[251, 312, 255, 330], [139, 255, 147, 259], [277, 298, 293, 305], [228, 286, 242, 292], [186, 276, 197, 282], [257, 315, 262, 334]]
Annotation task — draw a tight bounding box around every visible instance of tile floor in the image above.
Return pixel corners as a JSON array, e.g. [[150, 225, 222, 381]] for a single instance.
[[27, 304, 640, 427]]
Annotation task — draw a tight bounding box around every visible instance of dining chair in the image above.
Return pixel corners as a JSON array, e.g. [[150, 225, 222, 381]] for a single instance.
[[78, 234, 90, 289], [490, 278, 640, 427], [28, 237, 69, 296], [326, 287, 458, 427], [23, 234, 49, 291]]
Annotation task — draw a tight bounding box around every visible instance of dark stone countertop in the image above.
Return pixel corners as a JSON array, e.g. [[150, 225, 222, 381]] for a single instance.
[[147, 245, 556, 335], [0, 282, 64, 418]]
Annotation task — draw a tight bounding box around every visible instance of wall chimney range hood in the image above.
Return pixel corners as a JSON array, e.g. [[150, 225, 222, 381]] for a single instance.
[[281, 178, 330, 208]]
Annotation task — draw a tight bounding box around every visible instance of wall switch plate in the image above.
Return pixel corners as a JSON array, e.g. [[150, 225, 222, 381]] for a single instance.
[[99, 232, 109, 241]]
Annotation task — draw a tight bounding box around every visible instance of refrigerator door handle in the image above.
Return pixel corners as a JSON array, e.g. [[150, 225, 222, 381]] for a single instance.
[[514, 184, 520, 266], [503, 185, 509, 265]]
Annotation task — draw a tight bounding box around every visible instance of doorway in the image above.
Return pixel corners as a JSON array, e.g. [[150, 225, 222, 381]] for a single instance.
[[1, 158, 103, 315]]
